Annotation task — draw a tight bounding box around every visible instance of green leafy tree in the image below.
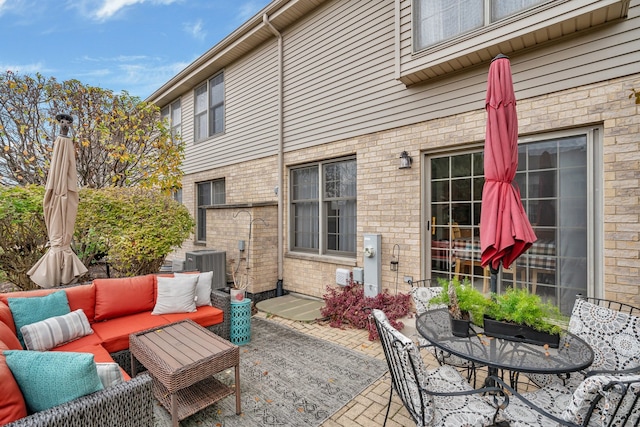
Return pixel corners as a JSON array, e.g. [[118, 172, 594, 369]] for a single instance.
[[0, 71, 183, 192], [0, 185, 194, 290], [0, 185, 47, 290]]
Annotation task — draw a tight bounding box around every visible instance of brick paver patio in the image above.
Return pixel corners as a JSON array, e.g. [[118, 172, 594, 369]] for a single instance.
[[255, 311, 540, 427], [253, 312, 433, 427]]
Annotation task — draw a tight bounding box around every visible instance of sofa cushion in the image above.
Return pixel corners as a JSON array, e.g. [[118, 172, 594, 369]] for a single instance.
[[4, 350, 104, 413], [161, 305, 224, 328], [57, 341, 116, 362], [0, 321, 22, 350], [21, 309, 93, 351], [0, 344, 28, 425], [0, 322, 22, 350], [94, 275, 156, 321], [8, 291, 70, 346], [57, 342, 131, 381], [175, 271, 214, 306], [0, 285, 97, 324], [51, 331, 103, 351], [152, 275, 198, 315], [0, 301, 14, 333], [91, 311, 168, 353], [63, 284, 97, 323]]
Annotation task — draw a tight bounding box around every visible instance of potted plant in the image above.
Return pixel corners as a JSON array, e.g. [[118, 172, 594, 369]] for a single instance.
[[430, 277, 492, 336], [484, 287, 567, 347]]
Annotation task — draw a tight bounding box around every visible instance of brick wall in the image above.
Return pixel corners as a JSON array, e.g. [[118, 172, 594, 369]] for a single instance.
[[175, 73, 640, 306]]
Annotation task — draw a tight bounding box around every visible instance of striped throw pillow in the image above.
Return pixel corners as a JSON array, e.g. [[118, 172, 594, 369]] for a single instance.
[[96, 363, 125, 388], [20, 309, 93, 351]]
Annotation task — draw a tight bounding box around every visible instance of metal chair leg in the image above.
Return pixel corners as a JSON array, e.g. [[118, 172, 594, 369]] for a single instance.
[[383, 385, 394, 427]]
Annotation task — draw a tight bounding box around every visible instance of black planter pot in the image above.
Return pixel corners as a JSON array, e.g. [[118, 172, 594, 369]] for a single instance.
[[483, 316, 560, 348], [449, 315, 473, 338]]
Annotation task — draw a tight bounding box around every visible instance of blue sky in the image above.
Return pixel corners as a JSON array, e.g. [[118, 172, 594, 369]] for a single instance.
[[0, 0, 271, 99]]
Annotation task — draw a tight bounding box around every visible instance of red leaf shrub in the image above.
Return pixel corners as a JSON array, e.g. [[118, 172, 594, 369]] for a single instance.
[[321, 281, 411, 340]]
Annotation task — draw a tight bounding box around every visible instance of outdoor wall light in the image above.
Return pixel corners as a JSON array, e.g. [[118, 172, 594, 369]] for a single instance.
[[399, 151, 413, 169]]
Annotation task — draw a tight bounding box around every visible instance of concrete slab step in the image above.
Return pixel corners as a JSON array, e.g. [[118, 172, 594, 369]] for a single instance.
[[256, 294, 325, 322]]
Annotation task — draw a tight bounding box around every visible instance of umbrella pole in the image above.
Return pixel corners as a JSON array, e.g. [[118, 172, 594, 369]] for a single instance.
[[489, 265, 500, 294]]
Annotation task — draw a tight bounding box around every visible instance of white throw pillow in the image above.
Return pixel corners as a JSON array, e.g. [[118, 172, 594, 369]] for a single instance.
[[175, 271, 213, 306], [152, 276, 199, 315], [96, 363, 125, 388], [20, 309, 93, 351]]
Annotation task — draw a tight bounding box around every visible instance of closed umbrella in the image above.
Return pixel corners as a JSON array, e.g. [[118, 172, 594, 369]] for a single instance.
[[480, 54, 536, 292], [27, 114, 87, 288]]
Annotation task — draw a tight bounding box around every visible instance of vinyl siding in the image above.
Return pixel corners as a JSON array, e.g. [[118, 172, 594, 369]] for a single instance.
[[280, 0, 639, 151], [182, 42, 280, 174], [179, 0, 639, 172]]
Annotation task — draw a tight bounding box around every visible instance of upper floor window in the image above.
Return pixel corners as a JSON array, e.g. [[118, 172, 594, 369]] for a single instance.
[[290, 158, 357, 257], [414, 0, 548, 50], [160, 99, 181, 137], [196, 179, 225, 242], [194, 72, 225, 141]]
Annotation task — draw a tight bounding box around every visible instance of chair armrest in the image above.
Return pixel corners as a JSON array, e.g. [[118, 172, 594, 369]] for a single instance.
[[5, 373, 153, 427], [488, 376, 580, 427], [586, 366, 640, 377], [208, 288, 231, 340]]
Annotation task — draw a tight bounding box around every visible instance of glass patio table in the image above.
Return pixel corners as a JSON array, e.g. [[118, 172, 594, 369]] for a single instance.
[[416, 308, 594, 389]]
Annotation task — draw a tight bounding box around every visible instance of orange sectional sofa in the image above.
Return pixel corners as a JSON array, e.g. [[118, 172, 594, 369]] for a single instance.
[[0, 274, 231, 426]]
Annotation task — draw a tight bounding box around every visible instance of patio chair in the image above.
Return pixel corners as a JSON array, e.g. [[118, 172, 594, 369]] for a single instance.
[[494, 371, 640, 426], [370, 309, 508, 427], [527, 295, 640, 389], [409, 279, 484, 386]]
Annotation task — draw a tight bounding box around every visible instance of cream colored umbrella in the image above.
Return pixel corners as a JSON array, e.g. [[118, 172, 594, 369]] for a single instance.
[[27, 113, 87, 288]]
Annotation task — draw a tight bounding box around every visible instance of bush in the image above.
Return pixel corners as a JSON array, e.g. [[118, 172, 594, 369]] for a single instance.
[[321, 281, 411, 341], [0, 185, 194, 289], [0, 185, 47, 290], [75, 187, 194, 278]]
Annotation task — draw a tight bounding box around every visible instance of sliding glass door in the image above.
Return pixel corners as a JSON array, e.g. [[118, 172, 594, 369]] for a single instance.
[[425, 128, 601, 313]]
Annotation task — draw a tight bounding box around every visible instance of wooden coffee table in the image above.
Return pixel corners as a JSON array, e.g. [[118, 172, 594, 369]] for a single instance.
[[130, 319, 240, 426]]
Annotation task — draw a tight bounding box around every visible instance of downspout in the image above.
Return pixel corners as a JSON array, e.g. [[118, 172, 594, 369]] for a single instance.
[[263, 13, 284, 295]]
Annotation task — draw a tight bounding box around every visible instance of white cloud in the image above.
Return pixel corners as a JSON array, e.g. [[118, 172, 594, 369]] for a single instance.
[[183, 19, 206, 41], [90, 0, 181, 21], [0, 62, 52, 75]]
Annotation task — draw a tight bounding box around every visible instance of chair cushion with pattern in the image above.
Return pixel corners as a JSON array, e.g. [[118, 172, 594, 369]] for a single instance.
[[569, 299, 640, 372], [562, 373, 640, 426], [502, 383, 573, 427], [410, 286, 444, 315]]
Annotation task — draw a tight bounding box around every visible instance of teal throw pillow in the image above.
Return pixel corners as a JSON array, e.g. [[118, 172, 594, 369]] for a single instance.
[[8, 291, 70, 346], [4, 350, 104, 413]]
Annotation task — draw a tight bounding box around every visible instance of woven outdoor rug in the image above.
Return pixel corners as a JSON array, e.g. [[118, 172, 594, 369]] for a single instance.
[[153, 317, 388, 427]]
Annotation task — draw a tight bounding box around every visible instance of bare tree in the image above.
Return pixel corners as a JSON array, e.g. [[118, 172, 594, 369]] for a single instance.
[[0, 71, 183, 192]]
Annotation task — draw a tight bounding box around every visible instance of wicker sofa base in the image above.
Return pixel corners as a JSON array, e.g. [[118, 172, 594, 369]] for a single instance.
[[5, 373, 153, 427]]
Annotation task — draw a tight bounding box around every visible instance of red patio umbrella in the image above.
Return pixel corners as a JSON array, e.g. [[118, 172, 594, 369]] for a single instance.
[[27, 114, 87, 288], [480, 54, 536, 291]]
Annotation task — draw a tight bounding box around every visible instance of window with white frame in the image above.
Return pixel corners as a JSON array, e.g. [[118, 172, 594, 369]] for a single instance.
[[414, 0, 548, 50], [196, 179, 225, 242], [194, 72, 224, 141], [160, 99, 181, 137], [291, 158, 357, 256]]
